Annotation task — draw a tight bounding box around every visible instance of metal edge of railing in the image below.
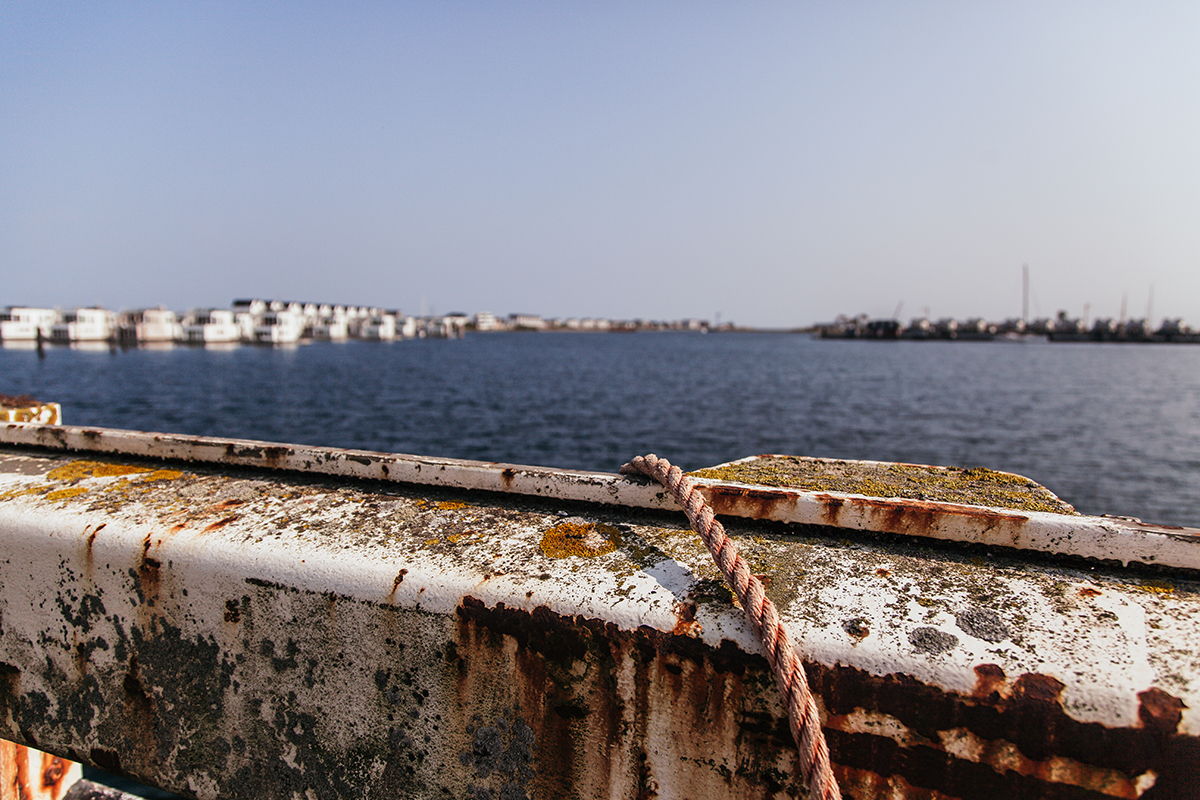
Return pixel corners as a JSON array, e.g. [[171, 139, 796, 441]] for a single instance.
[[2, 421, 1198, 571]]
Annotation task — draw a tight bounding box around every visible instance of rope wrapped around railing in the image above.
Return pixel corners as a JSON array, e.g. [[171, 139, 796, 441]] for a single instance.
[[620, 454, 841, 800]]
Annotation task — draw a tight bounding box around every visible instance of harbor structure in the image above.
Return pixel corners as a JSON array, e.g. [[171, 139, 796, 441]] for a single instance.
[[1, 413, 1197, 799], [116, 307, 181, 344], [182, 309, 241, 344], [49, 307, 116, 343], [252, 308, 305, 344], [0, 307, 57, 341]]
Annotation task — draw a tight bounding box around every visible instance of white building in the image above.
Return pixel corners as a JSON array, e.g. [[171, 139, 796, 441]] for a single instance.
[[182, 309, 241, 344], [117, 308, 180, 344], [0, 307, 58, 341], [473, 312, 500, 331], [51, 308, 116, 343], [360, 314, 397, 341], [253, 310, 304, 344], [508, 313, 546, 330], [312, 314, 349, 341]]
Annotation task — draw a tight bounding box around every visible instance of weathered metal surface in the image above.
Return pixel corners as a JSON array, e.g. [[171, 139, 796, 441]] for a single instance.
[[3, 424, 1197, 572], [691, 455, 1200, 572], [1, 442, 1198, 798], [0, 403, 61, 425], [0, 739, 80, 800]]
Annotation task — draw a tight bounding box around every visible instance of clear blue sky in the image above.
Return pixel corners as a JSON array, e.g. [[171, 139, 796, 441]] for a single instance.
[[3, 3, 1198, 328]]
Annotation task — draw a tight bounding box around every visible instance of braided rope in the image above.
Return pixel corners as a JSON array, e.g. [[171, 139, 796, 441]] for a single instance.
[[620, 454, 841, 800]]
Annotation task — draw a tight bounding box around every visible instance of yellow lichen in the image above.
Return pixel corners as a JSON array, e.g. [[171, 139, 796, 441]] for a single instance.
[[540, 520, 620, 559], [436, 500, 468, 511], [46, 461, 156, 481], [0, 486, 48, 501], [46, 486, 89, 501], [1139, 582, 1175, 595], [143, 469, 183, 481]]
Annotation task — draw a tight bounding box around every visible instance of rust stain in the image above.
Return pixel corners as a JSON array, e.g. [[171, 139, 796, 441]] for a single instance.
[[40, 752, 69, 792], [14, 742, 31, 800], [136, 534, 162, 603], [806, 492, 1029, 538], [499, 468, 516, 490], [203, 514, 239, 532], [818, 495, 845, 526], [388, 569, 409, 600], [1137, 688, 1186, 734], [972, 663, 1007, 699], [701, 484, 795, 521], [1079, 587, 1102, 598], [812, 662, 1200, 799], [452, 597, 802, 800], [671, 602, 702, 637], [1011, 672, 1066, 704]]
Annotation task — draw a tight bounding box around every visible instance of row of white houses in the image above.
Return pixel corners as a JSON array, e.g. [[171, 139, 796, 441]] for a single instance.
[[0, 301, 465, 346]]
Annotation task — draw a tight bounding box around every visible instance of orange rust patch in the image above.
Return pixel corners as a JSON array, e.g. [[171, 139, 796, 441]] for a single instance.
[[203, 514, 239, 532], [672, 602, 702, 637], [972, 663, 1007, 699], [700, 484, 796, 521]]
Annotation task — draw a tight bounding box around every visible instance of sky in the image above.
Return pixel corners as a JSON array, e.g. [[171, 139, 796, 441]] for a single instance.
[[2, 3, 1198, 329]]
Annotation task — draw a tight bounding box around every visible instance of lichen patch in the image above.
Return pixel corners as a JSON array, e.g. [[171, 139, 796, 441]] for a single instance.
[[540, 518, 620, 559], [690, 455, 1077, 514]]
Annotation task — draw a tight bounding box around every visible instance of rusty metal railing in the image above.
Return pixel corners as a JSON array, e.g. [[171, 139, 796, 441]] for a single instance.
[[2, 422, 1198, 798]]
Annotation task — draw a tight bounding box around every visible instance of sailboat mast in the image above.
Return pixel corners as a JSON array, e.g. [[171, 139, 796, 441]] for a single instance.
[[1022, 264, 1029, 325]]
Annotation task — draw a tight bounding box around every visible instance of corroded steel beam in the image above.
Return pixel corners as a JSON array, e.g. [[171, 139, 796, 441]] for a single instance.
[[4, 423, 1197, 571], [0, 434, 1198, 798]]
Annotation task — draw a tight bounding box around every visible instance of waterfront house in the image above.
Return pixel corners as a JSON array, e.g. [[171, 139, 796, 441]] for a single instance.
[[116, 307, 180, 344], [360, 313, 397, 341], [50, 308, 115, 343], [182, 309, 241, 344], [472, 312, 500, 331], [312, 314, 349, 341], [508, 313, 547, 330], [253, 310, 304, 344], [0, 307, 58, 341]]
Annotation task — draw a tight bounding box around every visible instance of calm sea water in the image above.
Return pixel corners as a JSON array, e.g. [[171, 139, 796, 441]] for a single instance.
[[3, 332, 1199, 526]]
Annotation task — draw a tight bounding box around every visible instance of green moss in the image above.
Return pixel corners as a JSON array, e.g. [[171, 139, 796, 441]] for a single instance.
[[690, 456, 1076, 514]]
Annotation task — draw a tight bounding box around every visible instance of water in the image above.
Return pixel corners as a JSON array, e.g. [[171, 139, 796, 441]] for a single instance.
[[4, 333, 1199, 526]]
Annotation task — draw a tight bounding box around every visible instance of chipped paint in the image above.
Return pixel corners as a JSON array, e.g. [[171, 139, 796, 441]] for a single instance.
[[1, 438, 1199, 798]]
